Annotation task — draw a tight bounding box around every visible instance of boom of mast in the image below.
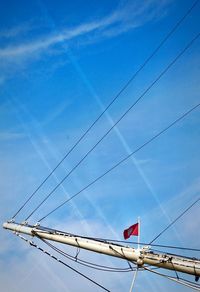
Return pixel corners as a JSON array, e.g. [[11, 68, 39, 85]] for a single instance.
[[3, 221, 200, 278]]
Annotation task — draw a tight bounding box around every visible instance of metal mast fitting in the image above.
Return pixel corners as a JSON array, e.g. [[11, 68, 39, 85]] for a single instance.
[[3, 222, 200, 277]]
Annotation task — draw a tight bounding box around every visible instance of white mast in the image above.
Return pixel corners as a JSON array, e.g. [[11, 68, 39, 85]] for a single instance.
[[129, 217, 140, 292], [3, 221, 200, 277]]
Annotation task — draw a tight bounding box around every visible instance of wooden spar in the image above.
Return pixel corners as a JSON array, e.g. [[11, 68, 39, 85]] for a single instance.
[[3, 222, 200, 277]]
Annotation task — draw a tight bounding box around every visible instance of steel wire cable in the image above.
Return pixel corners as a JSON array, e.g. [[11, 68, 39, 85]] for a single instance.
[[35, 225, 200, 252], [39, 101, 200, 221], [26, 31, 200, 221], [87, 238, 200, 252], [12, 0, 199, 220], [150, 196, 200, 244], [143, 266, 200, 291]]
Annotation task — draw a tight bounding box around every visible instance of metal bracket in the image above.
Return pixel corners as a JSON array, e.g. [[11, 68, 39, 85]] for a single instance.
[[7, 218, 15, 223], [21, 221, 28, 226]]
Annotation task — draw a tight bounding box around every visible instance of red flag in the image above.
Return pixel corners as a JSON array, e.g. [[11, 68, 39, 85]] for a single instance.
[[123, 223, 139, 240]]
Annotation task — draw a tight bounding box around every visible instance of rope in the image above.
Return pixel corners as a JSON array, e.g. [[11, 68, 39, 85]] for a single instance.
[[33, 229, 135, 272], [15, 232, 110, 292], [38, 235, 135, 272]]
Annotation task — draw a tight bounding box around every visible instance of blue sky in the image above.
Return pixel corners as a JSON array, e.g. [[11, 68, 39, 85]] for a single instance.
[[1, 0, 200, 291]]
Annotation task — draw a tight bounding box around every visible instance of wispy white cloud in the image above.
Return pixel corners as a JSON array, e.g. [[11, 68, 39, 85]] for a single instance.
[[0, 0, 171, 86], [0, 132, 25, 141], [0, 22, 34, 39], [0, 76, 6, 85], [0, 0, 169, 61], [41, 99, 73, 126]]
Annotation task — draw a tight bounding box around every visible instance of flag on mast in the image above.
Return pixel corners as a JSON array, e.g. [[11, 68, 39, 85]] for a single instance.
[[123, 223, 139, 240]]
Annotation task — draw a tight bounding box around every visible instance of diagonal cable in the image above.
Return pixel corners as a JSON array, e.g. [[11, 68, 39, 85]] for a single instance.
[[150, 196, 200, 244], [16, 233, 110, 291], [12, 0, 199, 219], [39, 102, 200, 222], [26, 31, 200, 221]]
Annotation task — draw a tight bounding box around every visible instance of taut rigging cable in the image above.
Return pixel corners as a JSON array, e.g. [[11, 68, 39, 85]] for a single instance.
[[32, 224, 200, 252], [39, 102, 200, 222], [150, 196, 200, 244], [85, 238, 200, 252], [26, 30, 200, 221], [11, 0, 199, 220], [143, 266, 200, 291]]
